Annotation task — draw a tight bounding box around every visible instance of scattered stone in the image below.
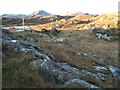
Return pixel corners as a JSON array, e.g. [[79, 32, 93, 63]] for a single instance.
[[94, 66, 107, 71], [96, 73, 107, 81], [108, 66, 120, 80], [11, 40, 17, 43], [96, 32, 112, 41], [53, 38, 65, 42], [25, 38, 38, 42], [68, 43, 75, 48], [77, 51, 88, 57]]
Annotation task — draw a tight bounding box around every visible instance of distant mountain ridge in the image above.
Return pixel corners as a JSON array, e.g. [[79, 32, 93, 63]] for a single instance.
[[1, 10, 54, 19], [61, 11, 89, 16], [29, 10, 53, 18], [1, 14, 26, 18], [2, 10, 117, 30]]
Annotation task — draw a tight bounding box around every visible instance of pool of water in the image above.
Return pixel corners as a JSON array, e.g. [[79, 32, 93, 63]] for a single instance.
[[2, 25, 34, 30]]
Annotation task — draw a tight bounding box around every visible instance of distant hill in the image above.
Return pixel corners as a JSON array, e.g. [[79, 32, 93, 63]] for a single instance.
[[1, 14, 26, 18], [29, 10, 53, 18], [61, 11, 89, 16], [1, 11, 118, 30], [32, 14, 93, 30], [32, 12, 118, 30], [1, 10, 53, 19]]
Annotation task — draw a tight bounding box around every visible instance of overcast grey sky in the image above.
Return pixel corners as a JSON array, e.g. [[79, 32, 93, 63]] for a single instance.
[[0, 0, 119, 15]]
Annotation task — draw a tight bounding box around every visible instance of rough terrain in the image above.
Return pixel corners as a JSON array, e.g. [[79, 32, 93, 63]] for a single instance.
[[2, 27, 119, 88]]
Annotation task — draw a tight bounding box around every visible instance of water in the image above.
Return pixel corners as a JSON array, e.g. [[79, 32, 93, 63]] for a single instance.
[[12, 29, 25, 32], [2, 25, 34, 31]]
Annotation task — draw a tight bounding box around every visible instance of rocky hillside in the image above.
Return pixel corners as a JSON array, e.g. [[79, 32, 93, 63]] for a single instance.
[[32, 12, 118, 30], [2, 12, 118, 31], [2, 29, 119, 88], [32, 14, 93, 30], [84, 12, 118, 29]]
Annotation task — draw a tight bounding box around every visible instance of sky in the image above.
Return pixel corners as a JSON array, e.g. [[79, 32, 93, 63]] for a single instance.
[[0, 0, 119, 15]]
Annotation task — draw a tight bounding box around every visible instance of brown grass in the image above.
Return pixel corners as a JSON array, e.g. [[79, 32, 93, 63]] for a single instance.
[[3, 29, 118, 88]]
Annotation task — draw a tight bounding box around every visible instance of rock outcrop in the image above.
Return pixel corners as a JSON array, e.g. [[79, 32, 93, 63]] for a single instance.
[[2, 29, 120, 88], [2, 30, 100, 88]]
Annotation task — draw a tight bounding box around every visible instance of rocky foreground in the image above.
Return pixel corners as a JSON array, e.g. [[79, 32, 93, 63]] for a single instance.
[[2, 29, 120, 88]]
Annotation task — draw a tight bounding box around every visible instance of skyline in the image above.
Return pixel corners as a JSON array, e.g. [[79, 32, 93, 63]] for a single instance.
[[0, 0, 119, 15]]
